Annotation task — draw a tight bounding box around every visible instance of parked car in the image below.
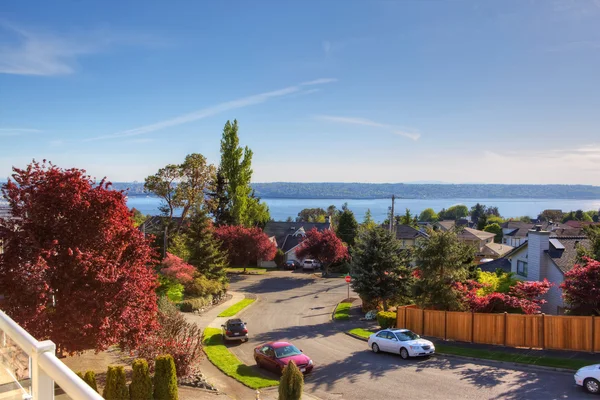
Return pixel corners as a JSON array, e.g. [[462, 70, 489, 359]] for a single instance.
[[284, 260, 300, 270], [575, 364, 600, 393], [367, 329, 435, 359], [221, 318, 248, 342], [302, 259, 319, 271], [254, 341, 314, 374]]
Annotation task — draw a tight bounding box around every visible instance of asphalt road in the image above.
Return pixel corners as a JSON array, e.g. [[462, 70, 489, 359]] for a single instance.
[[224, 271, 593, 400]]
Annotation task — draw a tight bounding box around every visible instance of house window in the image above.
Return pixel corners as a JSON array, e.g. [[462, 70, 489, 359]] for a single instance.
[[517, 260, 528, 277]]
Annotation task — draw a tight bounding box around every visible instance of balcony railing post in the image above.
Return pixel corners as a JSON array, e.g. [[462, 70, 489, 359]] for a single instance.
[[31, 340, 56, 400]]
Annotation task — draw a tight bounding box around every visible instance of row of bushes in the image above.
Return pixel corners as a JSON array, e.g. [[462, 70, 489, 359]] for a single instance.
[[179, 295, 215, 312], [77, 356, 177, 400]]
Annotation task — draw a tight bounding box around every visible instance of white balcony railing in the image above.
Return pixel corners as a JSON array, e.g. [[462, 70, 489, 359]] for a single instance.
[[0, 309, 103, 400]]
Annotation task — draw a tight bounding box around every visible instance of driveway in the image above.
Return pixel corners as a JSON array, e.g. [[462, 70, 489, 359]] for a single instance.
[[227, 271, 588, 400]]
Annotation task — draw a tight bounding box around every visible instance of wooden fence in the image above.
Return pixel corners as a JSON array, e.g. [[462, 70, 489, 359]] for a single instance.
[[396, 306, 600, 352]]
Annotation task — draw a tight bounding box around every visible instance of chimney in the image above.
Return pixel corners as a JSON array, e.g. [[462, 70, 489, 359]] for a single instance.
[[528, 227, 550, 281]]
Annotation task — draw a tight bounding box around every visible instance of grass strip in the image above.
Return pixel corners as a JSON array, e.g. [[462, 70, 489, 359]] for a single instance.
[[345, 328, 587, 370], [218, 298, 256, 317], [225, 267, 267, 275], [334, 302, 352, 320], [203, 327, 279, 389]]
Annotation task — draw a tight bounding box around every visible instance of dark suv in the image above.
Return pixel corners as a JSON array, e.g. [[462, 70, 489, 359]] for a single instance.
[[222, 318, 249, 342], [284, 260, 300, 270]]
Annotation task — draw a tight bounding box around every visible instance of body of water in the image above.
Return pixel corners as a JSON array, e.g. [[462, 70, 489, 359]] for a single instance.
[[127, 196, 600, 222]]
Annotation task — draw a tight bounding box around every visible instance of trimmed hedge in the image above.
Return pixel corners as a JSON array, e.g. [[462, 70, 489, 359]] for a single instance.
[[154, 355, 178, 400], [130, 359, 153, 400], [83, 370, 98, 392], [376, 311, 397, 329], [102, 366, 128, 400], [279, 360, 304, 400]]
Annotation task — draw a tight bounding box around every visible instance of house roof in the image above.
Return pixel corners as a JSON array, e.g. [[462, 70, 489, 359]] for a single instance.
[[482, 242, 514, 257], [479, 257, 511, 273], [502, 221, 569, 238], [263, 221, 331, 250], [565, 220, 600, 229], [547, 236, 591, 274], [392, 224, 429, 240], [459, 227, 496, 241], [436, 220, 455, 231], [0, 204, 11, 219]]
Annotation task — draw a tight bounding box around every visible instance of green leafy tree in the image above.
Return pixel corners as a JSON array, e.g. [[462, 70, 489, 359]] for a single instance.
[[438, 205, 469, 220], [470, 203, 487, 224], [297, 208, 328, 222], [476, 214, 488, 231], [418, 208, 438, 222], [130, 359, 153, 400], [153, 355, 178, 400], [207, 169, 233, 226], [361, 209, 377, 231], [336, 207, 359, 246], [486, 215, 504, 225], [185, 207, 228, 282], [103, 366, 128, 400], [218, 120, 270, 227], [477, 271, 518, 295], [278, 360, 304, 400], [351, 227, 414, 310], [538, 209, 563, 223], [483, 223, 503, 243], [167, 232, 192, 261], [519, 216, 532, 223], [400, 208, 417, 227], [131, 208, 148, 227], [578, 225, 600, 262], [413, 229, 475, 310]]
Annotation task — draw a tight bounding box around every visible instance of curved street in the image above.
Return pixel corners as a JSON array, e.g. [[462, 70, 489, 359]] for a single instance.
[[225, 271, 587, 400]]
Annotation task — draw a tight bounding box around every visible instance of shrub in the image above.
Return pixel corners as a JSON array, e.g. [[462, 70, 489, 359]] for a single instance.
[[130, 359, 153, 400], [179, 296, 213, 312], [185, 275, 225, 298], [153, 355, 178, 400], [160, 253, 196, 283], [376, 311, 397, 329], [83, 370, 98, 392], [278, 360, 303, 400], [137, 308, 202, 377], [75, 371, 84, 379], [157, 275, 185, 302], [274, 249, 285, 267], [103, 366, 128, 400]]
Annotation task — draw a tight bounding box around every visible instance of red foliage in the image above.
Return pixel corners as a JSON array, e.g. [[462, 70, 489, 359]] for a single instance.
[[561, 258, 600, 315], [160, 253, 196, 283], [0, 161, 158, 354], [214, 225, 276, 266], [295, 228, 349, 272]]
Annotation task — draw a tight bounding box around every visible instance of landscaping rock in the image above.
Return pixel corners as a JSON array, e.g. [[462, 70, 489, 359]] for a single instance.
[[179, 371, 218, 392]]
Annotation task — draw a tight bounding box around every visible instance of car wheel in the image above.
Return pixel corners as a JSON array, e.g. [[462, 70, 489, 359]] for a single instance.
[[244, 338, 249, 342], [584, 378, 600, 394], [255, 358, 262, 368], [371, 343, 380, 353], [400, 347, 409, 360]]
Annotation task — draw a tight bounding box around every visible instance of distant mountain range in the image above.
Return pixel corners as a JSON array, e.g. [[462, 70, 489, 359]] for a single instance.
[[109, 182, 600, 200]]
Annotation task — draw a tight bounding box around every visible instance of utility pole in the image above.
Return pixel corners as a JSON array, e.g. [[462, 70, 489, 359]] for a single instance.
[[389, 195, 396, 233]]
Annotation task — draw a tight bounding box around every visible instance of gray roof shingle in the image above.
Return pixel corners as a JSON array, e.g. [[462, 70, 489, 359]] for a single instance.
[[547, 236, 591, 274]]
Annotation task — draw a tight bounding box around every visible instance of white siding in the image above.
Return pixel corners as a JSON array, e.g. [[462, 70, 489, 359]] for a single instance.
[[526, 230, 550, 282], [509, 246, 529, 280], [542, 259, 565, 314]]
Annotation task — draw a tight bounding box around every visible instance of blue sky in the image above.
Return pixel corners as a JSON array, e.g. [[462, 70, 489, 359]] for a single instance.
[[1, 1, 599, 184]]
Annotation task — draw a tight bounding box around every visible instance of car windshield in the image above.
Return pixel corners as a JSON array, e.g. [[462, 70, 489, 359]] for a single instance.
[[305, 260, 313, 264], [395, 331, 420, 341], [274, 345, 302, 358]]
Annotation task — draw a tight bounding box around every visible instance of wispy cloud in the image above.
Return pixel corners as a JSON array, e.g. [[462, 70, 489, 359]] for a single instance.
[[315, 115, 421, 141], [0, 20, 160, 76], [88, 79, 336, 141], [0, 128, 42, 137]]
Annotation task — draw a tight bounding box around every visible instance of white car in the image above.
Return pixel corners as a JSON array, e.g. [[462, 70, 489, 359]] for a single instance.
[[368, 329, 435, 359], [302, 259, 319, 271], [575, 364, 600, 394]]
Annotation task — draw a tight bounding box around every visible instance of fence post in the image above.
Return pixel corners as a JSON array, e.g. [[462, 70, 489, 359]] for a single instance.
[[471, 312, 475, 343], [31, 340, 56, 400], [541, 314, 545, 350], [504, 312, 507, 346], [592, 315, 595, 353], [444, 311, 447, 341], [422, 308, 425, 335], [404, 307, 407, 328]]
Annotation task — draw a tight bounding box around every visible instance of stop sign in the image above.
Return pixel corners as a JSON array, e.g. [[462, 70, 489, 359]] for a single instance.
[[345, 275, 351, 283]]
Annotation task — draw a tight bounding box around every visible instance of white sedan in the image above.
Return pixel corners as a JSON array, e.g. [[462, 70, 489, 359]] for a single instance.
[[575, 364, 600, 394], [368, 329, 435, 359]]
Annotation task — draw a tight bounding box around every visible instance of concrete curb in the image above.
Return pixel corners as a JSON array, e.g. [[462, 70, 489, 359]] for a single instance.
[[342, 329, 577, 375]]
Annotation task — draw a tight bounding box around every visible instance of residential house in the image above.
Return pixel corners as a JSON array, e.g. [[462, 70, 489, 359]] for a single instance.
[[457, 227, 513, 260], [501, 221, 569, 247], [0, 203, 12, 255], [498, 226, 591, 314], [390, 224, 429, 249], [434, 219, 472, 232], [259, 221, 332, 267]]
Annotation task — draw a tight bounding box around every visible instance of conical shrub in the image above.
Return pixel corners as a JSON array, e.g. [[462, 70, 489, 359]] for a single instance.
[[153, 355, 178, 400], [83, 370, 98, 392], [278, 360, 304, 400], [129, 359, 153, 400], [103, 366, 129, 400], [75, 371, 84, 379]]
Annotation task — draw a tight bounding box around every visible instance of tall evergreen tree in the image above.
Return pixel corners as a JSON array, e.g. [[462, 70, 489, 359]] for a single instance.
[[361, 209, 377, 231], [186, 207, 228, 282], [351, 227, 414, 310], [336, 207, 359, 246]]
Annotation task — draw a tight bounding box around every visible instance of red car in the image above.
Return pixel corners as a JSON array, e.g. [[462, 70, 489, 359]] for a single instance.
[[254, 341, 314, 374]]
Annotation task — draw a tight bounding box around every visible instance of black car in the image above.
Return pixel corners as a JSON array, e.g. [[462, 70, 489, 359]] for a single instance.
[[222, 318, 249, 342], [284, 260, 300, 270]]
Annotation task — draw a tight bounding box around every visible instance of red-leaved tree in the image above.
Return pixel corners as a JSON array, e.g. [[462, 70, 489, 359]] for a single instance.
[[0, 161, 158, 354], [160, 253, 196, 283], [561, 258, 600, 315], [296, 228, 349, 275], [214, 225, 276, 272]]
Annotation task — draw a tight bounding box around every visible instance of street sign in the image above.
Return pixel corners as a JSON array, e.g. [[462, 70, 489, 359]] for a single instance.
[[345, 275, 351, 283]]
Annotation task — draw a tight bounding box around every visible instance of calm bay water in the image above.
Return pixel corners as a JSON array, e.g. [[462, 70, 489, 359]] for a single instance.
[[127, 196, 600, 222]]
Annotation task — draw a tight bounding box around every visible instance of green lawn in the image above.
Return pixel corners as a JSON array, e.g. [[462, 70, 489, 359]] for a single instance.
[[347, 328, 375, 339], [218, 298, 256, 317], [225, 267, 267, 274], [203, 328, 279, 389], [334, 302, 352, 320]]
